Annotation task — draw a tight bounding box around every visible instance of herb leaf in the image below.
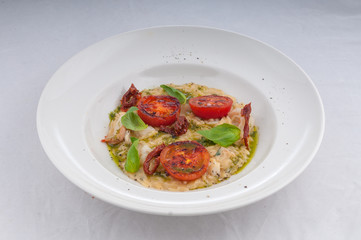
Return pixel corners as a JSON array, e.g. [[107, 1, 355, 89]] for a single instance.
[[130, 137, 138, 143], [125, 137, 140, 173], [121, 107, 148, 131], [196, 137, 216, 147], [197, 124, 240, 147], [160, 85, 187, 104]]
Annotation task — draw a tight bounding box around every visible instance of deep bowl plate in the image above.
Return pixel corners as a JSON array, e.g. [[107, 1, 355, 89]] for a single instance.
[[37, 26, 324, 216]]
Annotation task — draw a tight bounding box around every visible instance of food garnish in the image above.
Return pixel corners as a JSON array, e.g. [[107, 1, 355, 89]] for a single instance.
[[241, 103, 252, 150], [124, 137, 140, 173], [120, 84, 141, 111], [159, 141, 210, 181], [143, 144, 166, 175], [137, 95, 180, 127], [160, 85, 187, 104], [197, 123, 240, 147], [189, 95, 233, 119], [159, 115, 189, 137], [121, 106, 148, 131]]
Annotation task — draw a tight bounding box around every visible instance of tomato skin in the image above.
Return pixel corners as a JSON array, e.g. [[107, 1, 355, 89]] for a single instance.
[[189, 95, 233, 120], [160, 141, 210, 181], [137, 96, 181, 127]]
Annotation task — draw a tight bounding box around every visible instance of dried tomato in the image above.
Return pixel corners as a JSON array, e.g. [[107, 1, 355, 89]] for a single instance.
[[143, 144, 166, 175], [159, 116, 189, 137], [241, 103, 252, 149], [120, 84, 141, 111]]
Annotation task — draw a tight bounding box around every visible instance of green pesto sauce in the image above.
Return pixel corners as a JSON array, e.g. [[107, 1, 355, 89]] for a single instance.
[[188, 120, 203, 131], [109, 105, 121, 121], [107, 144, 127, 166], [107, 145, 120, 166], [142, 132, 178, 146], [183, 91, 194, 103], [235, 127, 259, 174], [142, 132, 165, 143]]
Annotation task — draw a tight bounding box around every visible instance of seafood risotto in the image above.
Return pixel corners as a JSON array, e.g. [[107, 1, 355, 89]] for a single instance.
[[102, 83, 257, 191]]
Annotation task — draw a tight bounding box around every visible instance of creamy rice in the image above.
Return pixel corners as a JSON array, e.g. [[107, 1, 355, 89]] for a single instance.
[[105, 83, 257, 191]]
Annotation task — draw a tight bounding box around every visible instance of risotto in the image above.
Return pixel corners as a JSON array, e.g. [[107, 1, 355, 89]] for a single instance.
[[102, 83, 257, 191]]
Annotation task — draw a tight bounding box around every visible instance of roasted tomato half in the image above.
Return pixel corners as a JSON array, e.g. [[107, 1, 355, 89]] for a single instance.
[[160, 141, 210, 181], [189, 95, 233, 120], [137, 96, 180, 127]]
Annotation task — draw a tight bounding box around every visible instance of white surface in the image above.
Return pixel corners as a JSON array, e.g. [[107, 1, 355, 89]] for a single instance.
[[37, 26, 324, 215], [1, 0, 360, 238]]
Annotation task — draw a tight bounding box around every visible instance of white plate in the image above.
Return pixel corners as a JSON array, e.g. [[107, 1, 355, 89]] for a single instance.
[[37, 26, 324, 216]]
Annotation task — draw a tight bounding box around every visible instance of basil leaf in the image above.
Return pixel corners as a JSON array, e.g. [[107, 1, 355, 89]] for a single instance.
[[160, 85, 187, 104], [125, 137, 140, 173], [121, 107, 148, 131], [197, 124, 240, 147], [130, 137, 138, 143], [196, 137, 216, 147]]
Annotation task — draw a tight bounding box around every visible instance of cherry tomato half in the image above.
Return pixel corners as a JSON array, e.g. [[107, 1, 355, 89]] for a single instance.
[[137, 95, 180, 127], [160, 141, 210, 181], [189, 95, 233, 120]]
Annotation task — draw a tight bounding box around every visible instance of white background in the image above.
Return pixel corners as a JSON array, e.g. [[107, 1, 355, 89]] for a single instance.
[[1, 0, 360, 239]]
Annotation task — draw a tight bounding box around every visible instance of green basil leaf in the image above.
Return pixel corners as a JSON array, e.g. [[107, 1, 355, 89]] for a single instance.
[[125, 138, 140, 173], [121, 107, 148, 131], [196, 137, 216, 147], [197, 123, 240, 147], [160, 85, 187, 104], [130, 137, 138, 144]]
